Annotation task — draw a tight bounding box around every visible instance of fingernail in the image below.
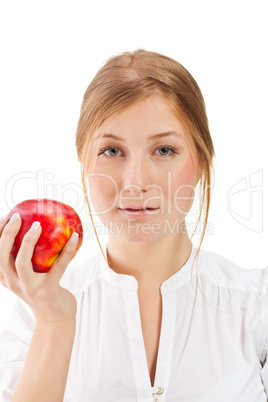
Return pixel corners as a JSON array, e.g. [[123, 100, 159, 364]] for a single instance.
[[10, 213, 20, 223], [30, 221, 41, 232], [70, 232, 79, 245]]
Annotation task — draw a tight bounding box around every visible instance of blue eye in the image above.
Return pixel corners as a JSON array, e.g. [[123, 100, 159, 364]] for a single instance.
[[155, 146, 178, 157], [98, 147, 122, 157], [98, 145, 179, 158]]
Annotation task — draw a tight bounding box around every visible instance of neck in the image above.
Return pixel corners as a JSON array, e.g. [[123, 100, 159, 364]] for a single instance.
[[106, 227, 192, 294]]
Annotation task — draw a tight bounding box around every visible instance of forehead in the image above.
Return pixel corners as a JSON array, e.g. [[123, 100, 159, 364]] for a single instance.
[[92, 95, 187, 141]]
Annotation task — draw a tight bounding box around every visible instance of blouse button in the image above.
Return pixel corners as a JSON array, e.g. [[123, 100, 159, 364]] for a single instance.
[[156, 386, 164, 395]]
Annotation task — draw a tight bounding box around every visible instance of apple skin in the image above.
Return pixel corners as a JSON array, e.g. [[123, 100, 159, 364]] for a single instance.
[[6, 199, 83, 273]]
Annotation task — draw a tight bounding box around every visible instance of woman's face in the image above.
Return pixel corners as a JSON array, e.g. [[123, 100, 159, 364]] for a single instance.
[[87, 95, 200, 243]]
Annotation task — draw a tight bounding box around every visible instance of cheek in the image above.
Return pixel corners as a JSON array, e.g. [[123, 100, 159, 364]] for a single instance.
[[89, 175, 118, 213], [171, 157, 197, 213], [175, 159, 196, 186]]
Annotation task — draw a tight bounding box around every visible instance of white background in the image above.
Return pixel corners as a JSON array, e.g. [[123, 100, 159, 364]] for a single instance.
[[0, 0, 267, 333]]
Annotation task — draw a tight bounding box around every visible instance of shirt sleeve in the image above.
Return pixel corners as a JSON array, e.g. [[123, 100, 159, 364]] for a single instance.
[[0, 298, 35, 401], [260, 266, 268, 397]]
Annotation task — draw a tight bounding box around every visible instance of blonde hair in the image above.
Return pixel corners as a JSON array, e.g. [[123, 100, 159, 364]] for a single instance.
[[75, 48, 216, 306]]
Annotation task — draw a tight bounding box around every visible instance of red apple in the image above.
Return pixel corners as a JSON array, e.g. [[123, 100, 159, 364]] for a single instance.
[[6, 199, 83, 273]]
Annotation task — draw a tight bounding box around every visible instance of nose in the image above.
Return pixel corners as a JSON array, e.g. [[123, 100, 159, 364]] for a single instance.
[[122, 155, 152, 195]]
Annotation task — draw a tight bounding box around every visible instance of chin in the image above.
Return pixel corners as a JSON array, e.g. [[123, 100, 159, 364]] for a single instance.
[[98, 212, 187, 243], [106, 218, 167, 243], [112, 231, 165, 244]]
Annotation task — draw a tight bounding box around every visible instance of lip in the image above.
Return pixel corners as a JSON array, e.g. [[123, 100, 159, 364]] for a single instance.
[[118, 208, 160, 218], [119, 205, 157, 210]]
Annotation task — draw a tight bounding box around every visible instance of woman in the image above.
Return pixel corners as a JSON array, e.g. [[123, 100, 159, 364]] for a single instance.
[[0, 49, 267, 401]]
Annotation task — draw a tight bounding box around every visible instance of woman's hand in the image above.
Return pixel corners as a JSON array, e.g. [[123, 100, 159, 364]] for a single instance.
[[0, 213, 78, 323]]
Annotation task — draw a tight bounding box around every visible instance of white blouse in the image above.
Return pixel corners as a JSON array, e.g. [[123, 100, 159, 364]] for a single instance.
[[0, 241, 267, 402]]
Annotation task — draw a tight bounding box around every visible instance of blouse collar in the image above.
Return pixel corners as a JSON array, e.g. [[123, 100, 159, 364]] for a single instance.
[[100, 240, 198, 294]]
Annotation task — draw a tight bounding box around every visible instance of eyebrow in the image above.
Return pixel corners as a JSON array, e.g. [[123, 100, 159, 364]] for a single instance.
[[93, 131, 184, 142]]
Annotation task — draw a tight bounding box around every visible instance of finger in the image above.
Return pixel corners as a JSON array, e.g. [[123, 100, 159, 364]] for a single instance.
[[0, 216, 8, 283], [0, 258, 23, 296], [0, 271, 6, 287], [0, 213, 22, 273], [15, 221, 42, 282], [0, 214, 25, 295], [0, 277, 9, 289], [0, 270, 28, 306], [0, 215, 8, 237], [48, 232, 79, 281]]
